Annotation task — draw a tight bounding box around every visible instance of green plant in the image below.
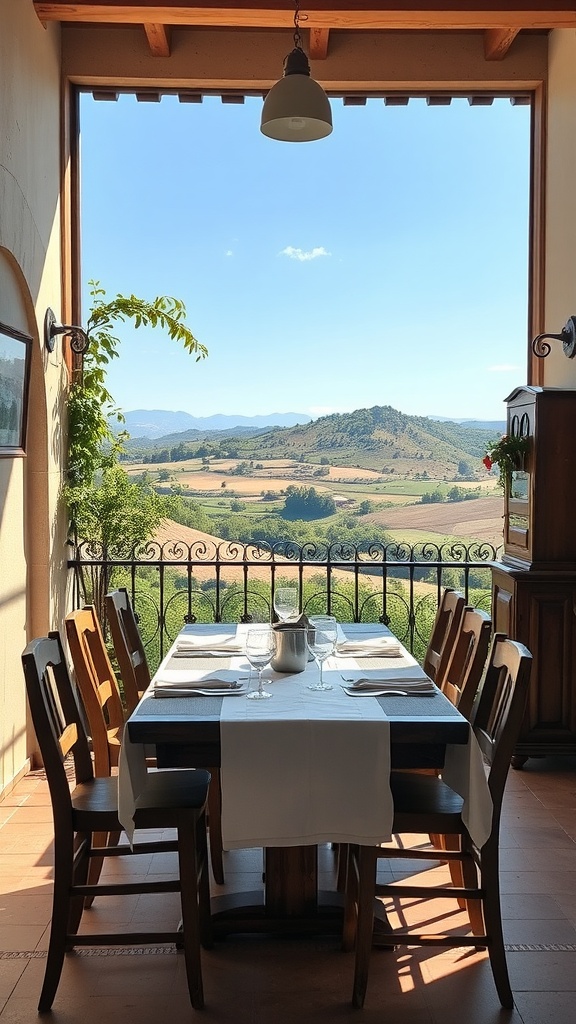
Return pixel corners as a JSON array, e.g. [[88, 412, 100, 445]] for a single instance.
[[66, 282, 207, 623], [66, 280, 207, 531], [482, 434, 530, 490]]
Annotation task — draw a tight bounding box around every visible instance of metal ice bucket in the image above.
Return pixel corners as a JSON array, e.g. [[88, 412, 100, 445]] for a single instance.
[[270, 626, 308, 673]]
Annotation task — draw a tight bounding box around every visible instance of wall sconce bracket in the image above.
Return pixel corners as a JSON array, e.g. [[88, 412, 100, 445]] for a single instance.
[[44, 308, 89, 355], [532, 316, 576, 359]]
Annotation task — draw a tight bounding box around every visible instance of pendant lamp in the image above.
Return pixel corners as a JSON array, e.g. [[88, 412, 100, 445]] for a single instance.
[[260, 1, 332, 142]]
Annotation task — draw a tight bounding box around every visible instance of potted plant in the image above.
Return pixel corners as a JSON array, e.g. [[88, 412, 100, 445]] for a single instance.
[[482, 434, 530, 491]]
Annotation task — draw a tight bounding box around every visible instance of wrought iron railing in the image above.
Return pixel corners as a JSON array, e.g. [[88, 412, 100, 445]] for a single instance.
[[68, 537, 502, 674]]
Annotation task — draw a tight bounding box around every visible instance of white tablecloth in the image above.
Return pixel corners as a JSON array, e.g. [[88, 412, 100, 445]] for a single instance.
[[220, 667, 392, 848], [118, 624, 493, 850]]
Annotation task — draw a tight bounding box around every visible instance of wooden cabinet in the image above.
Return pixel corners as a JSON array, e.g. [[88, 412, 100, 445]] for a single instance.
[[492, 564, 576, 764], [503, 386, 576, 570], [491, 387, 576, 764]]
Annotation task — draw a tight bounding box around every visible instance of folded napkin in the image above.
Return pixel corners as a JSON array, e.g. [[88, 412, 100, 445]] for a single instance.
[[175, 634, 243, 654], [346, 677, 435, 693], [153, 669, 240, 695], [337, 637, 402, 657]]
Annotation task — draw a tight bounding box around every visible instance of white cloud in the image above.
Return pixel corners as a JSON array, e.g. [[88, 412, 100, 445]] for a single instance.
[[225, 250, 233, 257], [487, 364, 522, 372], [279, 246, 331, 262]]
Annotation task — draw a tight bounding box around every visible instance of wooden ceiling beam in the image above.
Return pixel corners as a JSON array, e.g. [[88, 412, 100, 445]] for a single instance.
[[309, 27, 330, 60], [484, 27, 520, 60], [144, 22, 171, 55], [33, 3, 576, 32]]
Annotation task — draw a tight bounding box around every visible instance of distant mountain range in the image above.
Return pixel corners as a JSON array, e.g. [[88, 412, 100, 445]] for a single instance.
[[429, 416, 506, 432], [117, 410, 312, 439], [118, 408, 504, 441], [123, 404, 505, 477]]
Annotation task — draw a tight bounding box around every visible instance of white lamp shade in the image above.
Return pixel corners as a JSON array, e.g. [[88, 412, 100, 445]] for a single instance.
[[261, 73, 333, 142]]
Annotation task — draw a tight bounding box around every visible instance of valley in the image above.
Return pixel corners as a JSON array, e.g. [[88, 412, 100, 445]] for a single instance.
[[123, 403, 505, 550]]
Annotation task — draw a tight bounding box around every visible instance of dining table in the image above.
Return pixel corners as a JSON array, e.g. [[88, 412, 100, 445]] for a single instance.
[[119, 622, 492, 937]]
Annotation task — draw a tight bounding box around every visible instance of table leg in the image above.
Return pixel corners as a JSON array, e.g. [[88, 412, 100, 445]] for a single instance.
[[265, 846, 317, 917]]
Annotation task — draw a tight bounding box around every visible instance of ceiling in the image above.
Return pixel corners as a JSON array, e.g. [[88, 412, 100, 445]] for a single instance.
[[33, 2, 572, 61]]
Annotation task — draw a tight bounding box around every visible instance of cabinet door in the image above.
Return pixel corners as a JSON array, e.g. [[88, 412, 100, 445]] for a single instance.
[[516, 585, 576, 746]]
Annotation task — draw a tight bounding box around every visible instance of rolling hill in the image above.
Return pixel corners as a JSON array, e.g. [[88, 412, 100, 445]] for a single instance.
[[123, 404, 502, 478], [123, 405, 499, 478]]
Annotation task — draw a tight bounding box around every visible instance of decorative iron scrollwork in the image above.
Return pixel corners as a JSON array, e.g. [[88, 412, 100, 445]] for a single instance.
[[532, 316, 576, 359]]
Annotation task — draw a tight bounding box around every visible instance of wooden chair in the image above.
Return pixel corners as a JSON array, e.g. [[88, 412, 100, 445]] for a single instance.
[[423, 587, 466, 688], [65, 606, 125, 773], [105, 587, 150, 715], [105, 590, 225, 885], [336, 607, 491, 897], [429, 606, 492, 900], [21, 632, 212, 1013], [440, 606, 492, 720], [343, 634, 532, 1010], [65, 606, 127, 901]]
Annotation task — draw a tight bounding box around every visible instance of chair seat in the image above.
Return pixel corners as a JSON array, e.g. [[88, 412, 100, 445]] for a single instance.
[[72, 770, 211, 832], [390, 771, 466, 834]]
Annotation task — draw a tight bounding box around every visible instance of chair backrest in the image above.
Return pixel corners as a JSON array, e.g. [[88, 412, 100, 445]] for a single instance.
[[65, 606, 126, 776], [470, 633, 532, 826], [423, 588, 466, 686], [22, 633, 94, 830], [105, 588, 150, 715], [440, 607, 492, 720]]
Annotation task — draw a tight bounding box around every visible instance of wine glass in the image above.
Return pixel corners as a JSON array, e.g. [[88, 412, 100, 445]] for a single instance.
[[273, 587, 299, 623], [245, 628, 276, 700], [307, 615, 338, 691]]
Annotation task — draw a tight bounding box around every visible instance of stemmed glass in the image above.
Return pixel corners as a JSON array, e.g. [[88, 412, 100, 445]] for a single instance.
[[307, 615, 338, 691], [273, 587, 299, 623], [245, 628, 276, 700]]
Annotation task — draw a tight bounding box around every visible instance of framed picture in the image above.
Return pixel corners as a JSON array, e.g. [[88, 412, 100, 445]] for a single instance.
[[0, 322, 32, 457]]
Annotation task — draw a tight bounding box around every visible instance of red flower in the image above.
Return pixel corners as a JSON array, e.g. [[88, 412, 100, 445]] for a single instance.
[[482, 455, 493, 471]]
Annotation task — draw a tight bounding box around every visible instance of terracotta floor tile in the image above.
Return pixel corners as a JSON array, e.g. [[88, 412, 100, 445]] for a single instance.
[[552, 894, 576, 926], [513, 990, 576, 1024], [507, 950, 576, 990], [503, 917, 576, 945], [0, 962, 28, 1000], [501, 893, 569, 920], [500, 847, 576, 871], [3, 758, 576, 1022], [500, 870, 576, 897], [506, 824, 576, 848]]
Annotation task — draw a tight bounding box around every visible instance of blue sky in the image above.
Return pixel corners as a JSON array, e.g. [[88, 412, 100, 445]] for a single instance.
[[80, 92, 530, 422]]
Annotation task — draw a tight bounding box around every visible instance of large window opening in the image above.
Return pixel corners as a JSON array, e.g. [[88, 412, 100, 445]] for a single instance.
[[79, 93, 531, 425], [76, 91, 531, 593]]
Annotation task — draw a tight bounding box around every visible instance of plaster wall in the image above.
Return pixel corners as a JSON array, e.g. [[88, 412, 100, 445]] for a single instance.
[[0, 4, 67, 795], [543, 30, 576, 385]]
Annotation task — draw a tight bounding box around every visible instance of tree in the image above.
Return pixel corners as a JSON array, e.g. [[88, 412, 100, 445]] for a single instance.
[[66, 281, 206, 619], [282, 486, 336, 520]]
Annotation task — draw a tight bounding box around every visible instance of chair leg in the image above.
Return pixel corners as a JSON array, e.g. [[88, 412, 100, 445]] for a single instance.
[[207, 768, 224, 885], [40, 834, 76, 1012], [196, 813, 213, 950], [352, 847, 378, 1009], [437, 833, 467, 910], [84, 829, 121, 908], [458, 839, 485, 937], [336, 842, 349, 893], [177, 815, 205, 1010], [481, 845, 513, 1008], [342, 845, 357, 952], [67, 832, 90, 938]]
